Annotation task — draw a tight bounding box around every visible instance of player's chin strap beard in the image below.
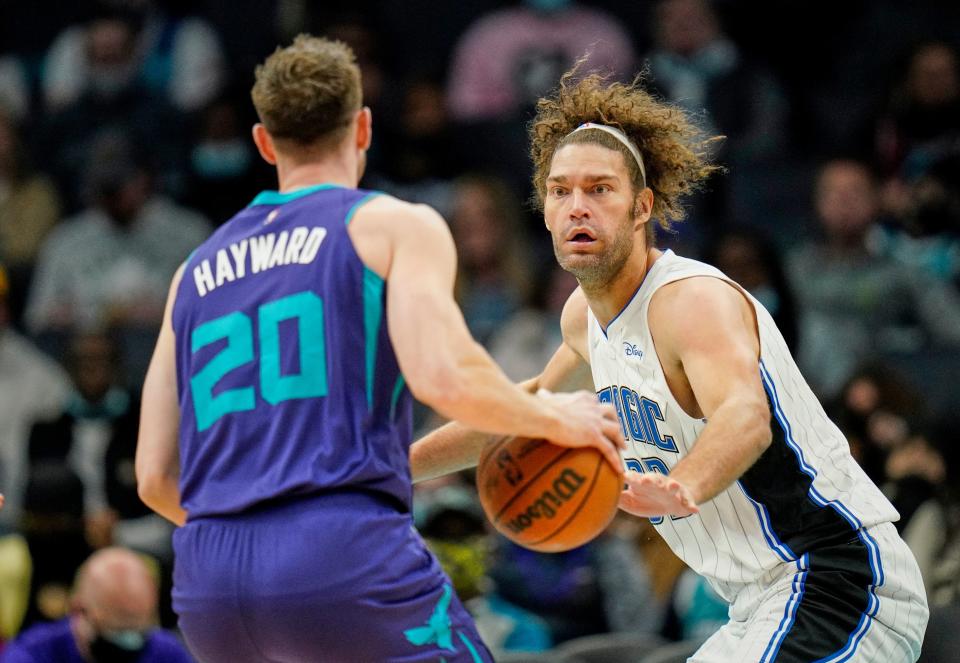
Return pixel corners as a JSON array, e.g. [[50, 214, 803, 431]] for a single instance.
[[568, 122, 646, 186]]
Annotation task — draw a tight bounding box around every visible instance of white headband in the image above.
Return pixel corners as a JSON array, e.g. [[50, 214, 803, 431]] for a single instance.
[[568, 122, 646, 184]]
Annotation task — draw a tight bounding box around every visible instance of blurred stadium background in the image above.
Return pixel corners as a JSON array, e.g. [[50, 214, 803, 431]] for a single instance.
[[0, 0, 958, 660]]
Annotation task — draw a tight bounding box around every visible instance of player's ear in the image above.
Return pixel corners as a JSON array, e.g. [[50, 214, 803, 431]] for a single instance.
[[252, 124, 277, 166], [633, 187, 654, 226], [355, 107, 372, 152]]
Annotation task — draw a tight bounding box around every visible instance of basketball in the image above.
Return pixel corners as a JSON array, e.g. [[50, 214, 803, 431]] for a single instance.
[[476, 436, 622, 553]]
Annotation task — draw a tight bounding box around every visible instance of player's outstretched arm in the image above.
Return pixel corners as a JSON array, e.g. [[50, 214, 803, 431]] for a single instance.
[[135, 265, 188, 527], [410, 288, 609, 481], [619, 277, 771, 517], [356, 202, 623, 470]]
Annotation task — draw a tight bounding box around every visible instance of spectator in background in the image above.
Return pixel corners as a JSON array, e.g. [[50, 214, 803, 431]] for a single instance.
[[366, 76, 463, 213], [882, 424, 949, 597], [484, 526, 663, 650], [489, 264, 578, 381], [875, 41, 960, 181], [0, 56, 28, 122], [25, 131, 209, 334], [39, 7, 187, 207], [182, 92, 270, 225], [485, 538, 610, 646], [830, 363, 951, 601], [0, 112, 61, 325], [702, 227, 799, 353], [0, 263, 70, 533], [29, 333, 171, 559], [20, 334, 121, 623], [646, 0, 786, 163], [831, 362, 924, 485], [445, 0, 637, 191], [447, 0, 636, 123], [0, 547, 195, 662], [785, 158, 960, 398], [449, 175, 532, 345], [43, 0, 224, 114], [644, 0, 787, 242], [414, 475, 490, 606], [870, 142, 960, 285]]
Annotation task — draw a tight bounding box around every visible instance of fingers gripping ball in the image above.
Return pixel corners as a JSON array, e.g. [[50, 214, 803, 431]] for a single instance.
[[476, 436, 621, 552]]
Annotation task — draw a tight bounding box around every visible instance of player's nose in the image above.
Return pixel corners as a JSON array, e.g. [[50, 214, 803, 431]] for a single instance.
[[568, 189, 590, 219]]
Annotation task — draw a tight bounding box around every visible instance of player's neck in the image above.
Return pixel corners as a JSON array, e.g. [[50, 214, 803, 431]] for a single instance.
[[275, 155, 359, 193], [583, 246, 662, 329]]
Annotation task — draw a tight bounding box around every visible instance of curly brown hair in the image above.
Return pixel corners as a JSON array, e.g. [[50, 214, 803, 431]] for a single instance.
[[530, 67, 723, 232], [251, 34, 361, 148]]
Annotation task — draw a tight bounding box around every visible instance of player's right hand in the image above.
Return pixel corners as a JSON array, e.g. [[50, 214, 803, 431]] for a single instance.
[[537, 389, 625, 474], [619, 470, 699, 518]]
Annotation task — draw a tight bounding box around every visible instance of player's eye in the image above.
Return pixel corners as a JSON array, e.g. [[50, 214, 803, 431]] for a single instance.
[[550, 187, 567, 197], [593, 184, 611, 194]]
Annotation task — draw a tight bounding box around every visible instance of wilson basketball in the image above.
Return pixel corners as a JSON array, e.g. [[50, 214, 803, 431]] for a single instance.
[[476, 436, 622, 553]]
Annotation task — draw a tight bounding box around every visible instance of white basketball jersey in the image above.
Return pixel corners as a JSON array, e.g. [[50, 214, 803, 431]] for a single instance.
[[586, 251, 899, 599]]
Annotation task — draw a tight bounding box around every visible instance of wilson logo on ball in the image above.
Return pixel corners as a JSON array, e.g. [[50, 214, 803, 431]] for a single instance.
[[477, 436, 621, 553], [504, 468, 587, 534]]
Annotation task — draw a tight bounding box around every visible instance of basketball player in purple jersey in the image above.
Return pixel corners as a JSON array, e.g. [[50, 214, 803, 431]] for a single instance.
[[134, 36, 623, 662]]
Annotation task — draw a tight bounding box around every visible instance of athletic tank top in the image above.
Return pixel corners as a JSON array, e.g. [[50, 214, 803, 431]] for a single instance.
[[586, 250, 898, 597], [172, 185, 411, 519]]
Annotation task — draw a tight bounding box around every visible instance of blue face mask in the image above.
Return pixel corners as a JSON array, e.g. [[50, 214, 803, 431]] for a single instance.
[[88, 629, 147, 663], [191, 139, 252, 179], [525, 0, 571, 13]]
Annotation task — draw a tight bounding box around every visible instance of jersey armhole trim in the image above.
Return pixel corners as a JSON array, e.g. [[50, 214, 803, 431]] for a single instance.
[[344, 191, 383, 226]]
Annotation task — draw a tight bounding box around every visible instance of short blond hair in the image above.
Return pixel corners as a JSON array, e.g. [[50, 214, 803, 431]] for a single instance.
[[530, 67, 722, 232], [251, 34, 362, 148]]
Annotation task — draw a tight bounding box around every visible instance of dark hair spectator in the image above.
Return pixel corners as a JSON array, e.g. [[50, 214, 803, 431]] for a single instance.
[[449, 174, 532, 345], [0, 112, 61, 326], [702, 227, 799, 353], [786, 158, 960, 398], [25, 130, 210, 335]]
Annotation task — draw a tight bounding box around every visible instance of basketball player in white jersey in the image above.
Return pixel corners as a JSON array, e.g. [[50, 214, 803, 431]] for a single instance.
[[411, 69, 928, 661]]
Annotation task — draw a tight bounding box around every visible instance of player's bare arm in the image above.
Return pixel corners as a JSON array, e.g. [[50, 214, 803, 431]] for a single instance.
[[410, 286, 622, 481], [135, 264, 188, 527], [619, 276, 771, 518]]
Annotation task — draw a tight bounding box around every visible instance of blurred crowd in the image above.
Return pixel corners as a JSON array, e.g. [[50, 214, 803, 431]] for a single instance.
[[0, 0, 958, 659]]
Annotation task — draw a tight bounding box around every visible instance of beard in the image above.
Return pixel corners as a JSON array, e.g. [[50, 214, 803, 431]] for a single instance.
[[552, 211, 636, 291]]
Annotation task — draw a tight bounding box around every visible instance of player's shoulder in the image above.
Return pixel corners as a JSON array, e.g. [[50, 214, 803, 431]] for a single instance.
[[654, 273, 738, 302], [648, 274, 754, 357], [351, 195, 451, 245], [354, 194, 446, 227], [650, 274, 746, 323]]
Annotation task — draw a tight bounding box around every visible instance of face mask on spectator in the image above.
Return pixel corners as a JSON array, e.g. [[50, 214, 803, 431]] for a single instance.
[[88, 628, 148, 663], [191, 139, 252, 179], [524, 0, 571, 13]]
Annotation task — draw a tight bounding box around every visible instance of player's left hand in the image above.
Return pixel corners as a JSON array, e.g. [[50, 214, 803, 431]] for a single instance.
[[618, 470, 698, 518]]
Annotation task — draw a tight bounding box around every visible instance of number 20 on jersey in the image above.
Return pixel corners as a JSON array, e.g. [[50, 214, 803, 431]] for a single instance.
[[190, 290, 327, 431]]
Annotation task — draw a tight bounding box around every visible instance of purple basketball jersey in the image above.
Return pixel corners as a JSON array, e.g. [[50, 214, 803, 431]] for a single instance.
[[172, 185, 412, 519]]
